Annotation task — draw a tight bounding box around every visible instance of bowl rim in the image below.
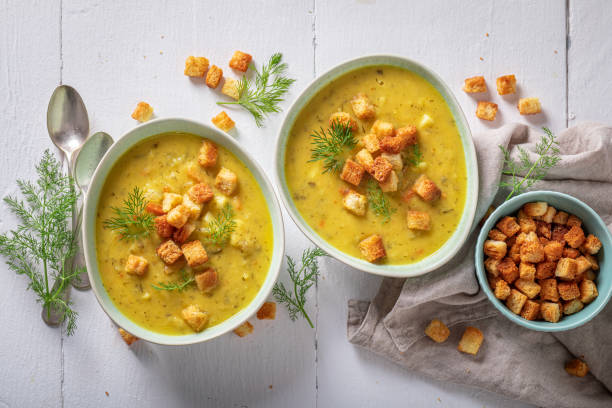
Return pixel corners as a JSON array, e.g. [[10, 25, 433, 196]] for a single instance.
[[475, 190, 612, 332], [274, 54, 479, 277], [82, 117, 285, 345]]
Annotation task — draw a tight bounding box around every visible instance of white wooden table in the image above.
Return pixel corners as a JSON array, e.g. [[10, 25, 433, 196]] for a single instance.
[[1, 1, 609, 407]]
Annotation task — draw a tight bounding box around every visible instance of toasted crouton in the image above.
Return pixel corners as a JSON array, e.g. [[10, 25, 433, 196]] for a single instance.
[[496, 75, 516, 95], [342, 190, 367, 216], [182, 240, 208, 268], [379, 170, 399, 193], [354, 149, 374, 171], [182, 194, 202, 219], [181, 304, 208, 332], [340, 159, 365, 186], [498, 258, 519, 284], [166, 204, 191, 229], [369, 156, 393, 183], [184, 56, 209, 77], [221, 78, 240, 100], [523, 202, 548, 217], [476, 101, 498, 121], [362, 133, 381, 154], [396, 125, 418, 147], [582, 234, 602, 255], [359, 234, 386, 263], [563, 247, 580, 259], [233, 321, 254, 337], [536, 206, 557, 223], [154, 215, 175, 239], [125, 255, 149, 276], [564, 226, 585, 249], [380, 153, 403, 173], [555, 258, 577, 281], [257, 301, 277, 320], [329, 111, 358, 132], [567, 215, 582, 228], [413, 174, 441, 202], [131, 102, 154, 122], [162, 193, 182, 213], [173, 222, 196, 245], [544, 241, 564, 262], [118, 328, 138, 345], [519, 217, 536, 233], [553, 211, 569, 225], [425, 319, 450, 343], [552, 224, 570, 244], [484, 240, 507, 260], [488, 229, 507, 242], [457, 327, 484, 355], [212, 111, 235, 132], [535, 221, 552, 240], [205, 65, 223, 88], [198, 140, 218, 168], [565, 358, 589, 377], [575, 256, 592, 277], [380, 135, 406, 154], [579, 279, 598, 304], [521, 300, 540, 321], [506, 289, 528, 314], [145, 202, 165, 216], [539, 278, 559, 302], [187, 183, 214, 205], [584, 254, 599, 271], [350, 93, 376, 119], [520, 241, 545, 263], [518, 98, 541, 115], [508, 243, 522, 263], [157, 240, 183, 265], [540, 302, 561, 322], [488, 275, 503, 290], [406, 211, 431, 231], [195, 268, 218, 292], [536, 261, 556, 280], [371, 120, 394, 138], [519, 262, 536, 281], [515, 279, 541, 299], [229, 51, 252, 72], [463, 76, 486, 93], [485, 257, 501, 277], [494, 279, 511, 300], [563, 299, 584, 315], [496, 216, 521, 238], [215, 167, 238, 196]]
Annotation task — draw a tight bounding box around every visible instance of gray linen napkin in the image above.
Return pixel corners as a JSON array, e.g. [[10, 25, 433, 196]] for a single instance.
[[347, 123, 612, 408]]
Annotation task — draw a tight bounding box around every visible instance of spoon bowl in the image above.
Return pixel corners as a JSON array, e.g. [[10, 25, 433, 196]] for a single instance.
[[75, 132, 114, 191], [47, 85, 90, 164]]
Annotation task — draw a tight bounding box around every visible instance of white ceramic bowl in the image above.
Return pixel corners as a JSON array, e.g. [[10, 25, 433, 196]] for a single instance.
[[275, 55, 478, 277], [83, 118, 285, 345]]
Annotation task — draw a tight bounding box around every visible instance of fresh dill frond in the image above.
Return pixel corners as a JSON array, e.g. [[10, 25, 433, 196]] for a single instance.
[[103, 186, 154, 241], [366, 179, 396, 223], [272, 247, 326, 328], [152, 268, 194, 292], [217, 52, 295, 127], [309, 121, 356, 174], [499, 127, 561, 201], [405, 143, 423, 167], [0, 150, 83, 335], [206, 203, 236, 245]]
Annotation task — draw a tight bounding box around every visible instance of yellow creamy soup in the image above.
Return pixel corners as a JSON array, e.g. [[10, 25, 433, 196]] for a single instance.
[[96, 133, 273, 335], [285, 66, 467, 264]]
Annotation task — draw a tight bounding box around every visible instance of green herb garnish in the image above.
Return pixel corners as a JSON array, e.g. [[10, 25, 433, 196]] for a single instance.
[[217, 53, 295, 127], [0, 150, 83, 335], [273, 248, 326, 328], [366, 179, 396, 223], [103, 186, 154, 241], [499, 127, 561, 201], [206, 203, 236, 246], [405, 143, 423, 167], [309, 121, 356, 174], [152, 268, 195, 292]]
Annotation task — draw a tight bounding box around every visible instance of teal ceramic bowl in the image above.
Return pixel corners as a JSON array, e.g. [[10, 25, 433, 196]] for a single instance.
[[274, 55, 478, 277], [475, 191, 612, 332], [82, 118, 285, 345]]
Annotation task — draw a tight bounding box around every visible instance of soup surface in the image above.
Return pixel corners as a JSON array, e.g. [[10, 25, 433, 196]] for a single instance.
[[96, 133, 273, 335], [285, 65, 467, 264]]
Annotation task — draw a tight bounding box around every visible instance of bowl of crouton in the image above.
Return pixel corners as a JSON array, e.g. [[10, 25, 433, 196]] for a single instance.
[[475, 191, 612, 332]]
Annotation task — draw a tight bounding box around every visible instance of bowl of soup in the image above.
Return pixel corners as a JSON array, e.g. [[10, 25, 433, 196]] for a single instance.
[[275, 55, 478, 277], [83, 118, 284, 345]]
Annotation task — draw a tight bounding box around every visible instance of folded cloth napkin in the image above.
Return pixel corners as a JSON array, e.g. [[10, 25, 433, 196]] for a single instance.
[[347, 123, 612, 408]]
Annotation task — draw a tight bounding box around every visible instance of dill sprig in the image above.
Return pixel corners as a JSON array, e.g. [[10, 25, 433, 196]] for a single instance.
[[405, 143, 423, 167], [366, 179, 396, 223], [499, 127, 561, 201], [272, 247, 326, 328], [309, 121, 356, 174], [152, 268, 195, 292], [218, 53, 295, 127], [103, 186, 154, 241], [0, 150, 83, 335], [206, 203, 236, 245]]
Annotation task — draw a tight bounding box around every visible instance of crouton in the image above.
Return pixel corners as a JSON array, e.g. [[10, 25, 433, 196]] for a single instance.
[[145, 202, 165, 216], [488, 229, 507, 242], [555, 258, 577, 281], [509, 243, 522, 263], [342, 189, 367, 216], [519, 262, 536, 281], [396, 125, 418, 147], [257, 301, 277, 320], [499, 258, 519, 284], [184, 56, 209, 77], [362, 133, 381, 154], [182, 194, 202, 219], [584, 254, 599, 270], [131, 102, 154, 122], [540, 302, 561, 322], [463, 76, 486, 93], [565, 358, 589, 377], [567, 215, 582, 228], [520, 241, 545, 263], [182, 240, 208, 268], [413, 174, 441, 202], [582, 234, 602, 255], [407, 211, 431, 231], [355, 149, 374, 170], [519, 217, 536, 233], [215, 167, 238, 196], [198, 140, 218, 168], [496, 216, 521, 238], [515, 232, 528, 246], [166, 204, 191, 229], [564, 226, 585, 249], [181, 304, 208, 332], [563, 247, 580, 259], [125, 255, 149, 276], [557, 281, 580, 301], [488, 275, 503, 290], [187, 183, 214, 205], [515, 279, 541, 299], [540, 278, 560, 302], [552, 225, 570, 244], [350, 93, 376, 119], [205, 65, 223, 88], [340, 159, 365, 186], [195, 268, 218, 292], [329, 111, 358, 132], [536, 206, 557, 223], [369, 156, 393, 183], [379, 170, 399, 192], [380, 153, 403, 173], [162, 193, 182, 213], [221, 78, 240, 100], [425, 319, 450, 343], [496, 75, 516, 95], [518, 98, 541, 115], [523, 202, 548, 217], [521, 300, 540, 321], [457, 327, 484, 355], [154, 215, 175, 239], [233, 321, 254, 337], [539, 236, 551, 246], [229, 51, 252, 72], [585, 269, 597, 281], [544, 241, 564, 262], [563, 299, 584, 315], [212, 111, 235, 132], [476, 101, 498, 121], [157, 240, 183, 265], [553, 211, 569, 225], [536, 221, 552, 239], [371, 120, 395, 138], [579, 279, 598, 304], [484, 240, 507, 260], [358, 234, 386, 263], [484, 258, 501, 277], [536, 262, 556, 280], [118, 328, 139, 345], [379, 135, 405, 154], [173, 222, 196, 245], [575, 256, 592, 278], [494, 279, 511, 300]]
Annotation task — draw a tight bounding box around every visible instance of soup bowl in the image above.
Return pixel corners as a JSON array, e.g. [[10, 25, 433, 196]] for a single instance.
[[83, 118, 285, 345], [274, 55, 478, 277]]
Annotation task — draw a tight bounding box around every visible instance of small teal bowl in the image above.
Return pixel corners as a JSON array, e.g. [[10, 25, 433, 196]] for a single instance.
[[475, 191, 612, 332]]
